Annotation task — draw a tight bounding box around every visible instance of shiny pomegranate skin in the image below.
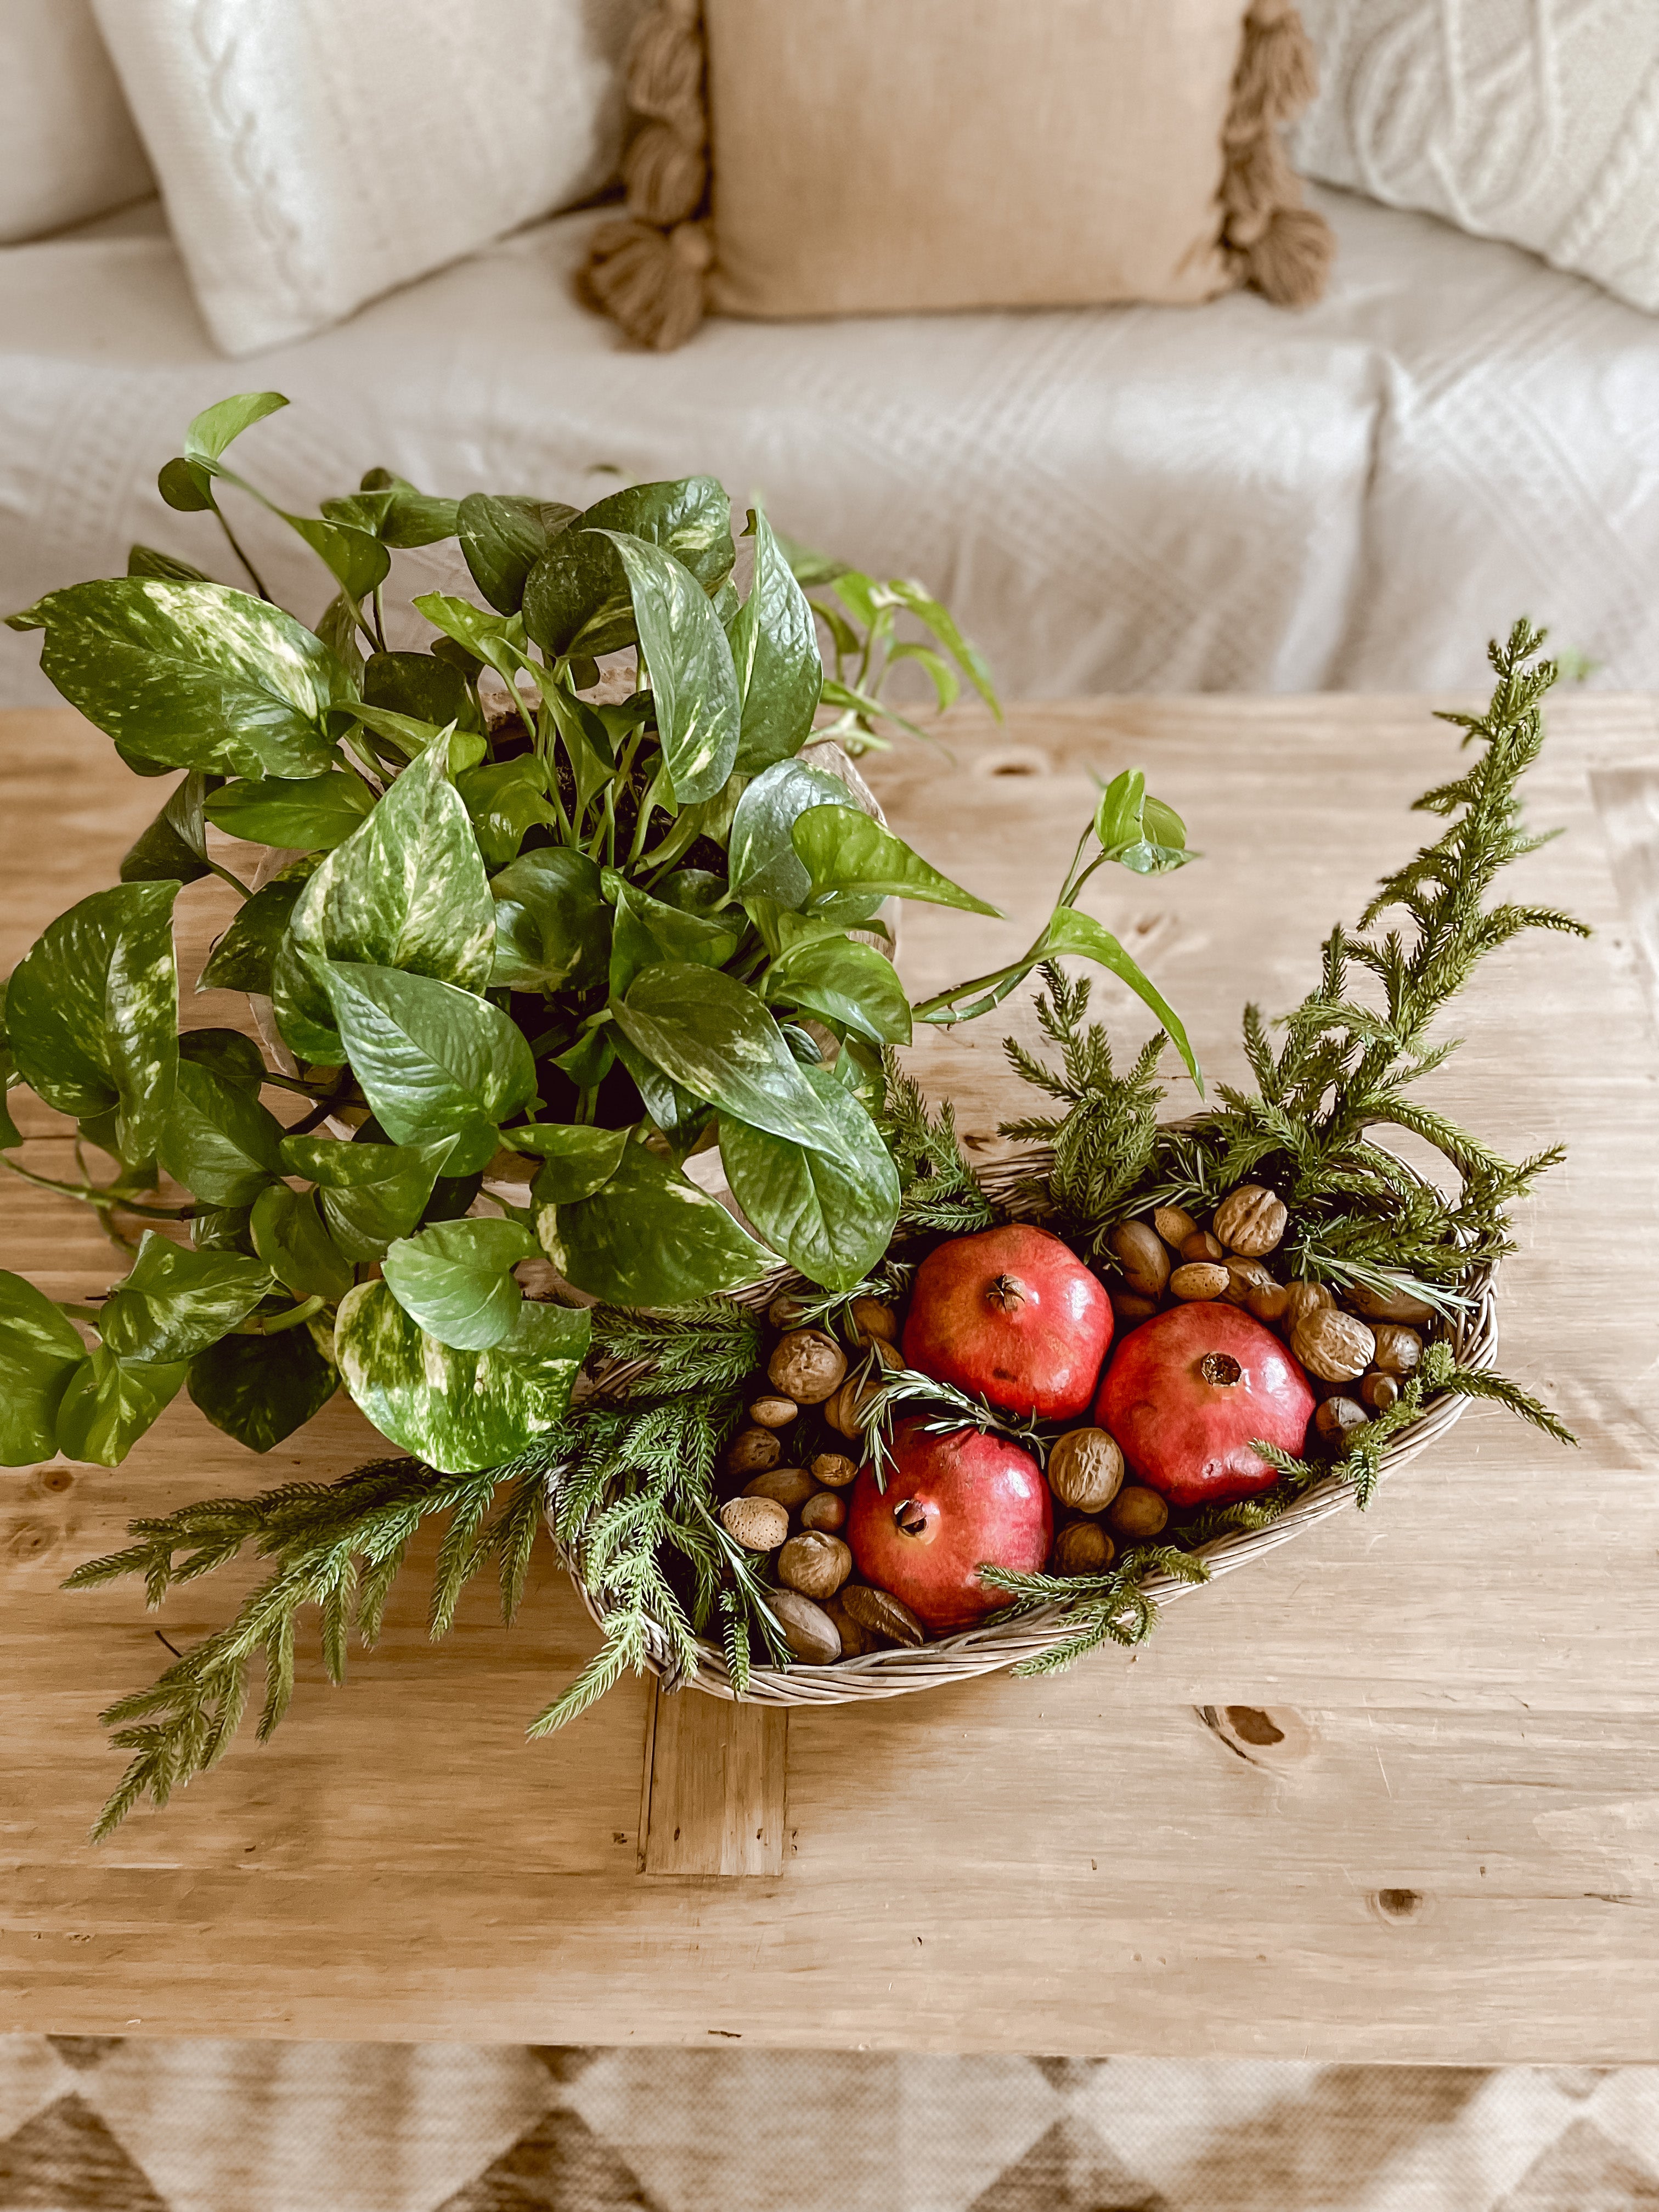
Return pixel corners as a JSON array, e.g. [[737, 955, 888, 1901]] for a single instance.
[[1094, 1301, 1314, 1508], [901, 1223, 1113, 1420], [846, 1418, 1055, 1633]]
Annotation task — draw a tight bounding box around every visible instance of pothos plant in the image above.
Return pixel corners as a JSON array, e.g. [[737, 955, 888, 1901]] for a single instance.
[[0, 390, 1195, 1482]]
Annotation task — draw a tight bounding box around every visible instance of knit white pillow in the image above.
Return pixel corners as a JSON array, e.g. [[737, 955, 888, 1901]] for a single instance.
[[1293, 0, 1659, 313], [1, 0, 154, 244], [91, 0, 648, 356]]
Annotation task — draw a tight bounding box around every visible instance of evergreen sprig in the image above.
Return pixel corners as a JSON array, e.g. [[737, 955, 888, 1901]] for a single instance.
[[585, 1299, 763, 1395], [877, 1053, 995, 1232], [980, 1543, 1210, 1674], [999, 963, 1167, 1251]]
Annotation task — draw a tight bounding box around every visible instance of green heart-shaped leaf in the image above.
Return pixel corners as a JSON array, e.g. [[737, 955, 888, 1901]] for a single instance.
[[381, 1216, 538, 1351], [187, 1324, 338, 1453], [718, 1070, 899, 1291], [589, 530, 740, 805], [158, 1059, 285, 1207], [539, 1141, 770, 1306], [205, 771, 376, 851], [279, 1132, 459, 1262], [613, 964, 842, 1151], [729, 760, 859, 909], [727, 507, 822, 772], [56, 1344, 188, 1468], [0, 1270, 90, 1464], [335, 1280, 589, 1472], [250, 1183, 354, 1302], [489, 847, 612, 992], [99, 1230, 273, 1362]]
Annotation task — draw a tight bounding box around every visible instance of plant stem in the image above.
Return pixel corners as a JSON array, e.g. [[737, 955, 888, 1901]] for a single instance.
[[210, 500, 272, 602]]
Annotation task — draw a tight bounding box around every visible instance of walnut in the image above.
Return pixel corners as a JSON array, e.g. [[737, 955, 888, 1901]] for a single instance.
[[719, 1495, 789, 1551], [1169, 1262, 1229, 1302], [748, 1393, 798, 1429], [778, 1530, 852, 1600], [867, 1335, 904, 1373], [1180, 1229, 1226, 1263], [823, 1593, 873, 1657], [1109, 1220, 1169, 1300], [1314, 1395, 1369, 1447], [743, 1465, 817, 1510], [800, 1490, 847, 1532], [1046, 1427, 1125, 1514], [839, 1584, 926, 1647], [1361, 1370, 1400, 1412], [1052, 1521, 1116, 1575], [1347, 1280, 1435, 1326], [1106, 1485, 1169, 1540], [1291, 1305, 1376, 1383], [726, 1426, 781, 1477], [810, 1451, 859, 1489], [825, 1370, 883, 1438], [1153, 1205, 1198, 1250], [768, 1329, 846, 1404], [1370, 1324, 1422, 1376], [1280, 1281, 1334, 1334], [768, 1588, 840, 1664], [849, 1296, 898, 1344], [1213, 1184, 1289, 1257]]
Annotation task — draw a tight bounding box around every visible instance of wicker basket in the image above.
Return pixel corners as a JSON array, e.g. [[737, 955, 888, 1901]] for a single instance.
[[554, 1139, 1499, 1706]]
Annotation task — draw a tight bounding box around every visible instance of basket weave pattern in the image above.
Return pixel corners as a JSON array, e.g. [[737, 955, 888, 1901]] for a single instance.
[[551, 1143, 1498, 1705]]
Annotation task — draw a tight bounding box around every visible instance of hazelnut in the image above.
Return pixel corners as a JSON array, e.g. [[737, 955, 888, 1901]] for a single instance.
[[1180, 1229, 1226, 1263], [1169, 1262, 1229, 1301], [778, 1530, 852, 1600], [825, 1370, 884, 1438], [720, 1495, 789, 1551], [810, 1451, 859, 1489], [1313, 1395, 1369, 1447], [1153, 1205, 1198, 1250], [743, 1465, 817, 1510], [1213, 1184, 1289, 1257], [1370, 1324, 1422, 1376], [840, 1584, 926, 1647], [1107, 1486, 1169, 1540], [768, 1588, 840, 1664], [1046, 1427, 1125, 1514], [800, 1489, 847, 1532], [1291, 1306, 1376, 1384], [822, 1592, 872, 1657], [1220, 1255, 1277, 1308], [849, 1296, 898, 1344], [768, 1329, 846, 1404], [748, 1393, 798, 1429], [1347, 1280, 1436, 1326], [1111, 1290, 1161, 1326], [726, 1426, 781, 1477], [1361, 1370, 1400, 1412], [1109, 1220, 1169, 1300], [1280, 1281, 1334, 1334], [767, 1291, 812, 1332], [1052, 1521, 1116, 1576]]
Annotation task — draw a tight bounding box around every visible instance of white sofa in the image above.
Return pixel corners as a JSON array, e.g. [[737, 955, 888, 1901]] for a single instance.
[[7, 178, 1659, 707]]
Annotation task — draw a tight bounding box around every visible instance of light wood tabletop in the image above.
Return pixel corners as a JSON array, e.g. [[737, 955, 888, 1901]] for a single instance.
[[2, 691, 1657, 2059]]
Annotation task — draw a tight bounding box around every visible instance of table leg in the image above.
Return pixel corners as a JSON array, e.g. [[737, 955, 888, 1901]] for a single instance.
[[638, 1680, 788, 1876]]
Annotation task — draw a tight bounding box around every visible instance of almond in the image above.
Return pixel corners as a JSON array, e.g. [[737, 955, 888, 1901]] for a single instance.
[[1153, 1205, 1198, 1250], [1169, 1262, 1229, 1301], [720, 1495, 789, 1551]]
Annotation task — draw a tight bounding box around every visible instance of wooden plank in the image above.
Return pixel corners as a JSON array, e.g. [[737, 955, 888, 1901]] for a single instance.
[[641, 1686, 788, 1877], [3, 695, 1658, 2056]]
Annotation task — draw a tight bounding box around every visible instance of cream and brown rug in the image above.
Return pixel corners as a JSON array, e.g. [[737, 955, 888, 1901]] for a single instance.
[[3, 2040, 1658, 2210]]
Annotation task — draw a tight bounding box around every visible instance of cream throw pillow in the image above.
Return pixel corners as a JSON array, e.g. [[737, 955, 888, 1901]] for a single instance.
[[585, 0, 1333, 348], [1, 0, 154, 244], [1294, 0, 1659, 314], [91, 0, 650, 356]]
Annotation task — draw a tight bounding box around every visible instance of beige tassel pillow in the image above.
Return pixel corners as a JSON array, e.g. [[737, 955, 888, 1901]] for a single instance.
[[585, 0, 1334, 349]]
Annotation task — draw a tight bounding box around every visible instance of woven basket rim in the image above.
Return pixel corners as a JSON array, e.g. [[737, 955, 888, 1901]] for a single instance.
[[551, 1128, 1498, 1705]]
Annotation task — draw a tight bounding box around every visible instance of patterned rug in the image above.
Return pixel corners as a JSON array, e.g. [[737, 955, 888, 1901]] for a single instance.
[[3, 2041, 1658, 2211]]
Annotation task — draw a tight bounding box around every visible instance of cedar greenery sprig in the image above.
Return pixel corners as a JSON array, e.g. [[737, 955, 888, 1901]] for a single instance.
[[1000, 963, 1169, 1251], [980, 1544, 1210, 1674], [584, 1297, 763, 1396], [877, 1054, 996, 1232], [1138, 621, 1585, 1296], [857, 1361, 1054, 1487]]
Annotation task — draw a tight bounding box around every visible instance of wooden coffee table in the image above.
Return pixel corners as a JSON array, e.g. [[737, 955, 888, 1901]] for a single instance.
[[2, 692, 1656, 2058]]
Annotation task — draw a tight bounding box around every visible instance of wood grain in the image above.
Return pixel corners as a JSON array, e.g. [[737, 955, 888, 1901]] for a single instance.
[[3, 695, 1657, 2057], [641, 1686, 787, 1877]]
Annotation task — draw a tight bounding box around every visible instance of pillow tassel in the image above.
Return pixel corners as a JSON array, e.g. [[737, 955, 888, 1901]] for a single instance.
[[583, 0, 711, 348], [1222, 0, 1334, 307]]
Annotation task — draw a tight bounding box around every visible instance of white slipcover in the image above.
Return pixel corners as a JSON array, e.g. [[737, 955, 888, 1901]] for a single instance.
[[5, 185, 1659, 703]]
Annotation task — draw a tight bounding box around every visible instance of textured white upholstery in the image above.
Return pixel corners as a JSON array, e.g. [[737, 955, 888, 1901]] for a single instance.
[[0, 0, 154, 244], [88, 0, 647, 355], [5, 187, 1659, 704], [1295, 0, 1659, 315]]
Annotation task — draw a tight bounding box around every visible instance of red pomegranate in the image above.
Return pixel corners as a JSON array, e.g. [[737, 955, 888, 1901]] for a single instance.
[[901, 1224, 1112, 1420], [846, 1419, 1054, 1633], [1094, 1302, 1314, 1508]]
